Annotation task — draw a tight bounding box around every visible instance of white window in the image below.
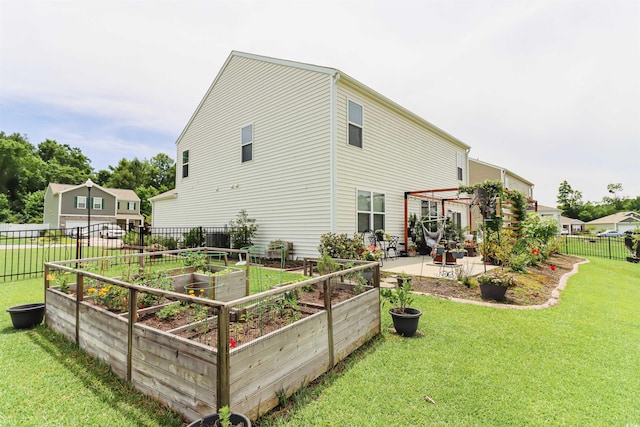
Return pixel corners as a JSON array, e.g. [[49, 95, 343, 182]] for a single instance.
[[182, 150, 189, 178], [92, 197, 103, 210], [76, 196, 87, 209], [241, 124, 253, 163], [348, 100, 363, 148], [421, 200, 439, 221], [357, 190, 385, 233], [457, 152, 464, 181], [127, 202, 136, 211]]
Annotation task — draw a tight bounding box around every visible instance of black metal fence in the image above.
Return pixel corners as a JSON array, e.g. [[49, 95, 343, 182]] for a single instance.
[[556, 235, 633, 262], [0, 225, 230, 282]]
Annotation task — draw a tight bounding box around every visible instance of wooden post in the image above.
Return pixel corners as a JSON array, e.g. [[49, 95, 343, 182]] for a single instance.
[[127, 288, 138, 382], [217, 305, 230, 410], [323, 278, 334, 368], [44, 265, 50, 304], [75, 274, 84, 345]]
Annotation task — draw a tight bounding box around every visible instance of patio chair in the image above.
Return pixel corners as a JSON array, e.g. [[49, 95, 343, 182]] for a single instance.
[[385, 236, 400, 260]]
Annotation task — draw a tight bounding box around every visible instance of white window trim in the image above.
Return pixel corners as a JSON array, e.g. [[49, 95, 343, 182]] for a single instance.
[[127, 201, 136, 211], [92, 197, 103, 210], [76, 196, 87, 210], [241, 123, 253, 163], [347, 99, 364, 149], [456, 152, 464, 181], [182, 150, 189, 178], [356, 189, 385, 232]]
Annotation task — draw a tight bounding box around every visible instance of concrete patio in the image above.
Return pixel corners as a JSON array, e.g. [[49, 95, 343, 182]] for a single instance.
[[379, 254, 497, 280]]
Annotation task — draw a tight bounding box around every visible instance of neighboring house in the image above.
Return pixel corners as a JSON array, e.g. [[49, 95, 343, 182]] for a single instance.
[[586, 211, 640, 234], [560, 216, 585, 235], [536, 205, 562, 232], [43, 182, 144, 231], [151, 51, 472, 258], [468, 158, 534, 199]]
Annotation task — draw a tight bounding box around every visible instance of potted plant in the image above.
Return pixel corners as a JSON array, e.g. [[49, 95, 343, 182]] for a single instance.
[[477, 269, 515, 301], [407, 243, 417, 257], [395, 271, 412, 288], [381, 281, 422, 337], [187, 405, 251, 427], [451, 247, 466, 259], [374, 229, 385, 242], [434, 243, 445, 255]]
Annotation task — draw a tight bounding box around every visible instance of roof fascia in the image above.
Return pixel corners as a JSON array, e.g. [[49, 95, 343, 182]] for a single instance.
[[175, 51, 338, 147], [337, 71, 471, 151]]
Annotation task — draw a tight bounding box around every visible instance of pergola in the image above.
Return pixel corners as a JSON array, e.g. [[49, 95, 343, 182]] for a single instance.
[[402, 187, 474, 251]]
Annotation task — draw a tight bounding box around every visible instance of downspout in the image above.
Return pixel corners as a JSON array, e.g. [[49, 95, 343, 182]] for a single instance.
[[329, 72, 340, 232], [404, 192, 409, 251]]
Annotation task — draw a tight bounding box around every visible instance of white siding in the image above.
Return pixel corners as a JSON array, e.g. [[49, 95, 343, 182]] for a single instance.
[[157, 55, 333, 257], [505, 173, 533, 198], [334, 82, 469, 239]]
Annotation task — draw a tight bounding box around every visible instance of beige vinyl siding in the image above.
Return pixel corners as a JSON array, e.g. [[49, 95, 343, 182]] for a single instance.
[[505, 173, 533, 198], [166, 55, 333, 256], [469, 160, 501, 184], [43, 186, 60, 228], [334, 82, 469, 238]]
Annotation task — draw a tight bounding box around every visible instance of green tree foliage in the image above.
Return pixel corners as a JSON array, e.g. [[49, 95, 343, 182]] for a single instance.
[[0, 131, 175, 224], [556, 180, 584, 219]]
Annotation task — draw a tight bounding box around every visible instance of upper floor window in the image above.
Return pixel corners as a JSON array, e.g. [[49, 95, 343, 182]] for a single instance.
[[357, 190, 385, 233], [348, 100, 363, 148], [76, 196, 87, 209], [241, 124, 253, 162], [457, 152, 464, 181], [92, 197, 103, 210], [182, 150, 189, 178], [127, 202, 136, 211]]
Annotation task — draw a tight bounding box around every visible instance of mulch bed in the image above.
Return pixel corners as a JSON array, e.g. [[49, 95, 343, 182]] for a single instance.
[[410, 253, 585, 306]]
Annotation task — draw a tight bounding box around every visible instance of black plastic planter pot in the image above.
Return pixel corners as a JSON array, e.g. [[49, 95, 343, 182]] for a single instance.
[[7, 303, 45, 329], [187, 413, 251, 427], [389, 308, 422, 337], [479, 283, 508, 301]]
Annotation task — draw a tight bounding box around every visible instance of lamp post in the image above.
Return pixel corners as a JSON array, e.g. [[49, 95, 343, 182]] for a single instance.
[[86, 178, 93, 247]]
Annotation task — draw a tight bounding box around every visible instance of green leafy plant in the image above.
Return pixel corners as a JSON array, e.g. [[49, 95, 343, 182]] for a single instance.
[[228, 209, 258, 249], [317, 253, 340, 275], [156, 302, 189, 320], [87, 285, 129, 312], [317, 232, 363, 259], [477, 269, 516, 287], [217, 405, 231, 427], [380, 281, 415, 313]]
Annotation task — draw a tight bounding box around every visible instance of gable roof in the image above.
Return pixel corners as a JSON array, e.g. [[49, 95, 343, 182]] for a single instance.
[[469, 158, 534, 187], [47, 183, 138, 201], [175, 50, 471, 151], [560, 215, 585, 225], [586, 211, 640, 225], [536, 204, 560, 213]]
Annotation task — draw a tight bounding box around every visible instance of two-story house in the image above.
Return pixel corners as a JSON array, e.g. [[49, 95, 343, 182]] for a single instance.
[[151, 51, 473, 257], [43, 182, 144, 231]]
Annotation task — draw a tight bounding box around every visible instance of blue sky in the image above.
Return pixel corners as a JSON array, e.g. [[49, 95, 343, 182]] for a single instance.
[[1, 0, 639, 206]]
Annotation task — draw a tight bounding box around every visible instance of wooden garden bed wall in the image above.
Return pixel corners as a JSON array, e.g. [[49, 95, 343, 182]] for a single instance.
[[228, 285, 381, 420], [46, 287, 220, 420], [132, 325, 218, 421], [43, 259, 381, 422]]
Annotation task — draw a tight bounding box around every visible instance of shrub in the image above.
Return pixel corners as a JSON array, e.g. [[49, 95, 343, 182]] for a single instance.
[[317, 232, 364, 259], [228, 210, 258, 249]]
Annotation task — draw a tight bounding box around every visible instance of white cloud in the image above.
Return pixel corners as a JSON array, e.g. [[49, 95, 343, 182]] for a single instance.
[[1, 0, 638, 205]]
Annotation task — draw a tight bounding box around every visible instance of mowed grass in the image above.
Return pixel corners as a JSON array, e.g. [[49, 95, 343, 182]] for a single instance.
[[256, 257, 640, 426], [1, 258, 639, 426]]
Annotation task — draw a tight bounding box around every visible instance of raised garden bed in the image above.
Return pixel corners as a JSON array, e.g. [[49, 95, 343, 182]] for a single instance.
[[44, 254, 380, 422]]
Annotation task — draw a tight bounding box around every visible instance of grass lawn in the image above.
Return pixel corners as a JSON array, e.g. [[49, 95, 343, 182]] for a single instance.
[[1, 257, 639, 426]]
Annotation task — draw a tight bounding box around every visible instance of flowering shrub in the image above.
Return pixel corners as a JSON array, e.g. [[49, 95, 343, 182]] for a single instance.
[[361, 245, 383, 261], [477, 269, 516, 287], [48, 271, 73, 293], [317, 233, 364, 259], [88, 285, 128, 312]]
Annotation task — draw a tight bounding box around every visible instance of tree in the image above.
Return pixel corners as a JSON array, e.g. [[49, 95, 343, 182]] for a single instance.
[[149, 153, 175, 190], [556, 180, 583, 219], [106, 158, 152, 190]]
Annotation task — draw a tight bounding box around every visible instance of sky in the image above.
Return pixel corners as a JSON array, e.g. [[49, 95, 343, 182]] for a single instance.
[[1, 0, 638, 207]]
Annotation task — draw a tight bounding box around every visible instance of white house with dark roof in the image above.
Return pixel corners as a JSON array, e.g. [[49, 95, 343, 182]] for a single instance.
[[151, 51, 473, 257]]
